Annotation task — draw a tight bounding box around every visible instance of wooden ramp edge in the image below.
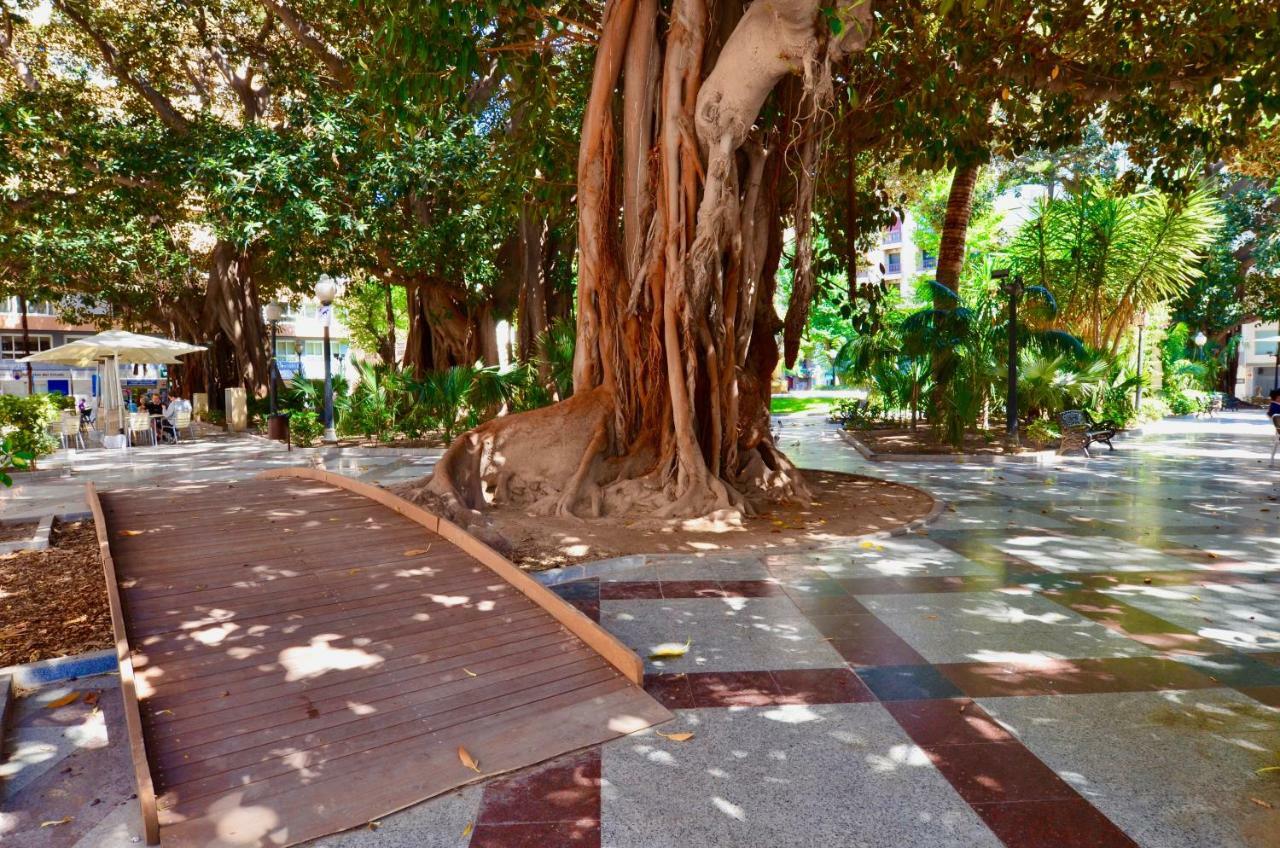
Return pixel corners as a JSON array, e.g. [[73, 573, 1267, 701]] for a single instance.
[[86, 482, 161, 845], [94, 472, 670, 847], [258, 466, 645, 685]]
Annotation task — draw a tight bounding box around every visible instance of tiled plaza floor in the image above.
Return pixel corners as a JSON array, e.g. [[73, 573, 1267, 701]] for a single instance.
[[3, 413, 1279, 846]]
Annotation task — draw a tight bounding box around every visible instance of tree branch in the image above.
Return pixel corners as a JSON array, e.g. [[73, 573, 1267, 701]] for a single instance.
[[256, 0, 353, 90], [54, 0, 192, 135], [0, 12, 39, 92]]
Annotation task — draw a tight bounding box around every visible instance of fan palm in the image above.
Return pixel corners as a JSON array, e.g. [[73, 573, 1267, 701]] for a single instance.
[[1008, 179, 1221, 352]]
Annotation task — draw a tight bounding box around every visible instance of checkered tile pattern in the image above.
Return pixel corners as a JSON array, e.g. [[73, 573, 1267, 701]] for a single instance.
[[6, 414, 1280, 847]]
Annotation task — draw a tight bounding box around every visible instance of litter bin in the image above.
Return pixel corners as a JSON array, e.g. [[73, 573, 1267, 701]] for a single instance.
[[267, 412, 290, 443]]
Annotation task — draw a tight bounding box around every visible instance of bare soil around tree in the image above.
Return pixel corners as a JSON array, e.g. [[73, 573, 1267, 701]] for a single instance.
[[0, 519, 111, 667], [850, 425, 1058, 456], [478, 469, 935, 570]]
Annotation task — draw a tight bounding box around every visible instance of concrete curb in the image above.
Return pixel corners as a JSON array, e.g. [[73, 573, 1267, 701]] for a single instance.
[[0, 649, 116, 690], [0, 674, 11, 734], [0, 514, 54, 554], [236, 429, 444, 459], [837, 428, 1062, 465], [534, 481, 947, 586]]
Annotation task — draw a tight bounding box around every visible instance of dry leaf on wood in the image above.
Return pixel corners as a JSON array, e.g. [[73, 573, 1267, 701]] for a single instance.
[[458, 746, 481, 773], [403, 547, 431, 557], [118, 530, 143, 537], [463, 668, 478, 677]]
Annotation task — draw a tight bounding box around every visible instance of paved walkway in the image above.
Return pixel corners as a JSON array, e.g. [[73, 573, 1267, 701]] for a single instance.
[[3, 414, 1279, 847]]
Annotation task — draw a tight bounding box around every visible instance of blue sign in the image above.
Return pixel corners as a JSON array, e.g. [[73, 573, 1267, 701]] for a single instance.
[[277, 361, 302, 380]]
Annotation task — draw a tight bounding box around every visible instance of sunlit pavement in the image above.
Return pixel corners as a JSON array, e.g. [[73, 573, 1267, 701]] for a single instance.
[[4, 414, 1280, 847]]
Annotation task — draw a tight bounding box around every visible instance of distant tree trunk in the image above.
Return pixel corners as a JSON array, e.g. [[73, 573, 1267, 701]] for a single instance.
[[515, 205, 550, 379], [380, 279, 397, 366], [202, 241, 268, 392], [18, 294, 32, 393], [936, 163, 981, 291]]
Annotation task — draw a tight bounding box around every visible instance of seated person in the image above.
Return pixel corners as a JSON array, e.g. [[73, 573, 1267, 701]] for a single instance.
[[1269, 388, 1280, 419], [144, 393, 165, 438], [161, 393, 192, 440]]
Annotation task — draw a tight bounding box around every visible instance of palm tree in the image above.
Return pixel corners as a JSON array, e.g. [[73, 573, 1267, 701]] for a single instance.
[[1008, 179, 1222, 352]]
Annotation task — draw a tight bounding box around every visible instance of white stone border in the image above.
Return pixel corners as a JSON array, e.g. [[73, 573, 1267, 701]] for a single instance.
[[0, 514, 53, 555]]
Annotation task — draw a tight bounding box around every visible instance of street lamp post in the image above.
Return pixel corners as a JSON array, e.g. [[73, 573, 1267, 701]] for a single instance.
[[314, 276, 339, 444], [264, 302, 288, 442], [293, 339, 305, 379], [1134, 312, 1147, 413], [1194, 331, 1208, 360], [992, 268, 1024, 447]]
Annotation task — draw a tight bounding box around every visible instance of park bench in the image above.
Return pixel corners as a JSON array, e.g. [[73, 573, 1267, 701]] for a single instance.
[[1058, 409, 1118, 456]]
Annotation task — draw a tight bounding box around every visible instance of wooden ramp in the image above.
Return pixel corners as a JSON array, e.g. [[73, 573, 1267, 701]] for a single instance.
[[89, 469, 671, 847]]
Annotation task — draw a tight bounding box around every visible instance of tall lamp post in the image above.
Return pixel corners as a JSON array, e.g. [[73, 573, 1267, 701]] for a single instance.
[[294, 339, 305, 379], [264, 302, 287, 441], [992, 268, 1025, 448], [314, 276, 339, 443], [1134, 311, 1147, 413], [1194, 331, 1207, 359]]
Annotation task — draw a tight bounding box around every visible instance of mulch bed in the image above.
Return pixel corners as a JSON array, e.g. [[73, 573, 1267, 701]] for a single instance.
[[0, 519, 111, 667], [854, 425, 1057, 455]]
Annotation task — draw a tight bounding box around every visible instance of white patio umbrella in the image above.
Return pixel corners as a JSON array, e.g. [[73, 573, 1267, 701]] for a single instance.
[[20, 331, 206, 436]]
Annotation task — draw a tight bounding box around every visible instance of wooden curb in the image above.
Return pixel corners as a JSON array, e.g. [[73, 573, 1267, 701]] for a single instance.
[[257, 467, 646, 685], [86, 482, 161, 845]]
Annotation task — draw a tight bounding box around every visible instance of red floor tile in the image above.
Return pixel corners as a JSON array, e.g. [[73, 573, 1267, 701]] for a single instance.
[[971, 798, 1139, 847], [1238, 685, 1280, 707], [883, 699, 1014, 747], [834, 576, 912, 595], [923, 742, 1077, 805], [657, 579, 725, 598], [895, 575, 1003, 594], [686, 670, 781, 707], [824, 617, 927, 667], [477, 749, 601, 825], [717, 579, 784, 597], [598, 582, 663, 600], [783, 592, 864, 616], [643, 673, 696, 710], [938, 657, 1220, 698], [769, 668, 876, 704], [469, 819, 600, 848]]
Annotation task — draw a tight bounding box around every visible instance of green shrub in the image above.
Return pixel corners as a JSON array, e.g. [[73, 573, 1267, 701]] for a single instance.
[[1025, 418, 1060, 446], [0, 394, 62, 465], [1136, 395, 1172, 423], [288, 409, 324, 446]]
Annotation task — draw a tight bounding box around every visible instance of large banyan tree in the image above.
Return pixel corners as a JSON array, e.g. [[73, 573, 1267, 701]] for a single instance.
[[425, 0, 874, 520]]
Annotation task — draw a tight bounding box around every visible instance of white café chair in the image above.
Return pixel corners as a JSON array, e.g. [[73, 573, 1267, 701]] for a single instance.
[[58, 413, 84, 450], [128, 411, 156, 447], [173, 410, 194, 441]]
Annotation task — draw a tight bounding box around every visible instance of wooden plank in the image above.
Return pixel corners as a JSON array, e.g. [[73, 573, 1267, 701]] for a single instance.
[[259, 467, 645, 684], [86, 482, 161, 846], [100, 475, 668, 847]]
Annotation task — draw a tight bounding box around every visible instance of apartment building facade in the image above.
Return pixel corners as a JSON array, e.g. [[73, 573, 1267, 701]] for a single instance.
[[1234, 321, 1280, 400], [855, 212, 937, 303]]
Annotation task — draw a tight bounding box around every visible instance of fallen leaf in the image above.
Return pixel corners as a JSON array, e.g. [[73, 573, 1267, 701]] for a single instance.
[[657, 730, 695, 742], [348, 569, 360, 576], [46, 692, 79, 709], [462, 822, 474, 838], [403, 548, 431, 557], [119, 530, 143, 537], [1250, 797, 1273, 809], [649, 638, 691, 660], [924, 614, 939, 621], [463, 668, 478, 677], [63, 614, 88, 625], [155, 709, 174, 716], [40, 817, 72, 828], [84, 692, 99, 707], [1190, 595, 1201, 602], [367, 820, 380, 831], [458, 746, 481, 773], [1257, 766, 1280, 775]]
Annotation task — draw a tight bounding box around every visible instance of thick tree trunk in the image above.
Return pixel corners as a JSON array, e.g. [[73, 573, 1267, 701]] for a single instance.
[[515, 205, 550, 380], [403, 277, 478, 374], [419, 0, 873, 522], [202, 240, 269, 391]]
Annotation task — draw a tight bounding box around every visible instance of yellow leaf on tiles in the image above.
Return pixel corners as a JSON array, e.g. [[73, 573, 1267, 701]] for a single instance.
[[1257, 766, 1280, 775], [657, 730, 695, 742], [463, 668, 478, 677], [1190, 595, 1201, 602], [46, 692, 79, 709], [119, 530, 143, 537], [649, 639, 691, 660], [40, 817, 72, 827], [462, 822, 474, 837], [403, 547, 431, 557], [458, 746, 481, 773], [1251, 797, 1274, 809]]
